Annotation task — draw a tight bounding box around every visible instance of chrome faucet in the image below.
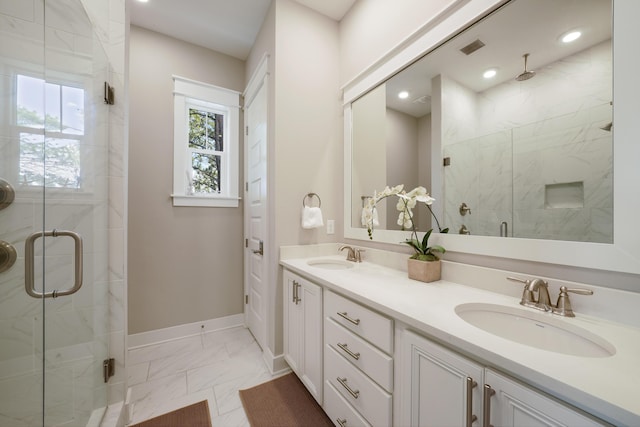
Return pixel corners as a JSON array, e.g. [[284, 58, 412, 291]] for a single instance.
[[507, 277, 593, 317], [552, 286, 594, 317], [508, 277, 551, 311], [339, 245, 364, 262]]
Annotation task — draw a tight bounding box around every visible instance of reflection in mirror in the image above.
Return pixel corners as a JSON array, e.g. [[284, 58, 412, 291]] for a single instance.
[[350, 0, 612, 243]]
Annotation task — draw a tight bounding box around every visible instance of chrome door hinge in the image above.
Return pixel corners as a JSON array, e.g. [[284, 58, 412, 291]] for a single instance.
[[103, 358, 115, 383], [245, 126, 249, 136], [245, 295, 248, 304], [245, 182, 248, 192], [104, 82, 114, 105]]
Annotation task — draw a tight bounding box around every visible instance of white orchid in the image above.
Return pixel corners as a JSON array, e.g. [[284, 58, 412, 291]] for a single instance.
[[362, 184, 449, 259]]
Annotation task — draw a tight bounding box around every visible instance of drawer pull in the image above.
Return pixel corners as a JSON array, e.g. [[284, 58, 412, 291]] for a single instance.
[[336, 418, 347, 427], [337, 342, 361, 360], [337, 377, 360, 399], [337, 311, 361, 325]]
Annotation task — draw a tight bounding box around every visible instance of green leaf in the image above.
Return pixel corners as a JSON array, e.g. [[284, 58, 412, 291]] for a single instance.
[[421, 229, 432, 251]]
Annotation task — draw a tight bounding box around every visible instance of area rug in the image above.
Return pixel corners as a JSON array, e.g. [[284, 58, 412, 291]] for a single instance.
[[239, 373, 333, 427], [131, 400, 211, 427]]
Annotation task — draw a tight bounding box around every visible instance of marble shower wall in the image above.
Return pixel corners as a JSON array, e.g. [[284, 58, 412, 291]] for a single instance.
[[0, 0, 126, 425], [442, 41, 612, 242]]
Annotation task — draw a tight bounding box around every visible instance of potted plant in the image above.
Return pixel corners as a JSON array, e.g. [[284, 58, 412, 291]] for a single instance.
[[362, 185, 448, 282]]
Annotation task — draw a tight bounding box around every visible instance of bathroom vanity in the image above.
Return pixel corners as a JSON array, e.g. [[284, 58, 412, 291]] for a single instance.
[[281, 244, 640, 427]]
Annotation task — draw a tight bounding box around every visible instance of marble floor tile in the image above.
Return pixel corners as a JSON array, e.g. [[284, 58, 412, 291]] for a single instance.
[[127, 326, 279, 425], [128, 335, 203, 366]]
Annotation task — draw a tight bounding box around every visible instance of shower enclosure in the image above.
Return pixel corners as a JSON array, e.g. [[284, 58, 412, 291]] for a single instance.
[[1, 0, 111, 425]]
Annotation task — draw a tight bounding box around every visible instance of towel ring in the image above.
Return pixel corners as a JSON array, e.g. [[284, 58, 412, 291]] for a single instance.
[[302, 192, 321, 208]]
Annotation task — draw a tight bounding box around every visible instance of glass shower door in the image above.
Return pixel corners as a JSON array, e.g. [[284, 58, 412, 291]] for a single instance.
[[0, 0, 110, 425]]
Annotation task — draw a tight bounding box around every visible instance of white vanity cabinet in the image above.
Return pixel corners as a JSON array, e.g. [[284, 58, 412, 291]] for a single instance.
[[283, 269, 323, 404], [484, 369, 605, 427], [400, 329, 606, 427], [400, 330, 484, 427], [323, 290, 394, 427]]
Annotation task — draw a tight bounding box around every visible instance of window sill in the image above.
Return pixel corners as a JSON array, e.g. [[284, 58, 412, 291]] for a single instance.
[[171, 194, 240, 208]]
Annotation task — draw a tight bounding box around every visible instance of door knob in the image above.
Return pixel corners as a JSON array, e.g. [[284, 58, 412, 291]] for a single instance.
[[0, 240, 17, 273], [252, 240, 264, 256]]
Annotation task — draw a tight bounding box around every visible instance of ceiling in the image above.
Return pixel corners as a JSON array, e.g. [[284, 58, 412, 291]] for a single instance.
[[128, 0, 357, 60], [383, 0, 612, 118]]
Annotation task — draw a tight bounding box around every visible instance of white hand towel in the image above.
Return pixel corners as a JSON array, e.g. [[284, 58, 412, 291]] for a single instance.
[[302, 206, 324, 229]]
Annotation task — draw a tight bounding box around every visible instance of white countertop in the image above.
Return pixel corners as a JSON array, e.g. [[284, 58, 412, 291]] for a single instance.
[[280, 253, 640, 426]]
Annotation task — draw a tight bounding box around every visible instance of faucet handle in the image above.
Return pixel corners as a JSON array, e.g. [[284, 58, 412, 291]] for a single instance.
[[354, 248, 365, 263], [507, 276, 535, 305], [552, 286, 593, 317]]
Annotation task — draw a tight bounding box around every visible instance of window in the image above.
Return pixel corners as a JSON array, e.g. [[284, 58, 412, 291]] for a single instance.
[[172, 76, 240, 207], [16, 74, 85, 189]]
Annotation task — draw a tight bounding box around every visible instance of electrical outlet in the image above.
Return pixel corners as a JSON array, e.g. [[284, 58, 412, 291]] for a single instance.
[[326, 219, 335, 235]]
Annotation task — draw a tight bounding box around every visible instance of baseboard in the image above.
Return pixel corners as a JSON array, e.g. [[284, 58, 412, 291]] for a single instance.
[[262, 347, 290, 375], [128, 314, 245, 349]]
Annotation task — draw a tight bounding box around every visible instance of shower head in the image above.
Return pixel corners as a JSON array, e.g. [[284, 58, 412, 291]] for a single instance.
[[515, 53, 536, 81]]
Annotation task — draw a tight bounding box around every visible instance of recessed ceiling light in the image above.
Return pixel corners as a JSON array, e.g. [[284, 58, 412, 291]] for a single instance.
[[561, 31, 581, 43], [398, 91, 409, 99], [137, 0, 149, 3], [483, 69, 497, 79]]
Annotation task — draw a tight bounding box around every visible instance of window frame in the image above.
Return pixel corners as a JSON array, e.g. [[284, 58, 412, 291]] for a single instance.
[[172, 75, 241, 207]]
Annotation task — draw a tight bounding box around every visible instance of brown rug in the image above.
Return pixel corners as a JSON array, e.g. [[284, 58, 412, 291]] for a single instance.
[[239, 373, 333, 427], [131, 400, 211, 427]]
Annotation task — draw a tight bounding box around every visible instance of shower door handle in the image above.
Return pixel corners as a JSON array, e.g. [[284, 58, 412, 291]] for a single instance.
[[25, 229, 83, 298]]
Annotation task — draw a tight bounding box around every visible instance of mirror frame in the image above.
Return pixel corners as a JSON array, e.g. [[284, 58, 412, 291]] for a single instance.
[[343, 0, 640, 275]]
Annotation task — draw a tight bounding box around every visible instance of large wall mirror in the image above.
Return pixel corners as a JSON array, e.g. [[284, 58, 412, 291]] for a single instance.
[[344, 0, 640, 275]]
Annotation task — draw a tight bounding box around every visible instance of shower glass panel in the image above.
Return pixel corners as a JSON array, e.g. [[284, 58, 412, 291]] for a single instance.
[[0, 0, 110, 425]]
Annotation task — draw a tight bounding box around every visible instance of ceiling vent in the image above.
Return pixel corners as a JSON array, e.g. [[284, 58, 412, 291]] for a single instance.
[[460, 39, 485, 55], [413, 95, 431, 104]]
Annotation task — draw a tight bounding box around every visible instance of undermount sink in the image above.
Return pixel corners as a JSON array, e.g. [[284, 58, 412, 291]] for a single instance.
[[306, 259, 354, 270], [455, 303, 615, 358]]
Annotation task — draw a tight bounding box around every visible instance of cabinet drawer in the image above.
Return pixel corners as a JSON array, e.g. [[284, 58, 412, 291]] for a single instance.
[[325, 345, 392, 427], [324, 381, 372, 427], [325, 291, 393, 353], [325, 318, 393, 392]]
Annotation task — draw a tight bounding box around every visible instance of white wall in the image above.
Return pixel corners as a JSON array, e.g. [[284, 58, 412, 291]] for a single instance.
[[339, 0, 458, 85], [128, 26, 246, 335], [246, 0, 341, 363]]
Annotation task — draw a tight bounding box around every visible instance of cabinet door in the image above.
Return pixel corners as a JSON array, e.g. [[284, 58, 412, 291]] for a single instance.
[[402, 330, 484, 427], [484, 369, 605, 427], [300, 279, 323, 403], [283, 272, 302, 374]]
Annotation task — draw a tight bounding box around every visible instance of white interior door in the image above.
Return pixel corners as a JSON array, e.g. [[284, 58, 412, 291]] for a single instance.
[[244, 68, 268, 351]]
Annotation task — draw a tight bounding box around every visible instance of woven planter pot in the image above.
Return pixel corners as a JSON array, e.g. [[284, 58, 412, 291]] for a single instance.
[[407, 258, 441, 283]]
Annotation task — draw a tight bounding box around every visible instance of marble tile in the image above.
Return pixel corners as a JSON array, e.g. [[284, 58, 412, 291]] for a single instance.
[[213, 371, 275, 415], [212, 406, 250, 427], [128, 335, 203, 366], [146, 341, 229, 382], [127, 327, 274, 425], [127, 362, 149, 387], [128, 378, 209, 425], [128, 372, 187, 409]]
